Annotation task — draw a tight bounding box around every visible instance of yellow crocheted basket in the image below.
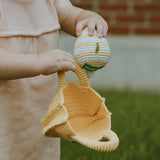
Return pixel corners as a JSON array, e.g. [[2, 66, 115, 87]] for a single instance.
[[41, 62, 119, 152]]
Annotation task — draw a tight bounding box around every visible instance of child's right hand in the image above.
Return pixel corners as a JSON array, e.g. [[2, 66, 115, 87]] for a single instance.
[[37, 49, 76, 75]]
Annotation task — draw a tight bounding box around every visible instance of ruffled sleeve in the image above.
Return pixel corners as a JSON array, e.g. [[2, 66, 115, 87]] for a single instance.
[[54, 0, 73, 24]]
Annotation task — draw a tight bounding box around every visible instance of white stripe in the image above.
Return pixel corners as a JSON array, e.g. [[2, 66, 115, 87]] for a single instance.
[[75, 37, 109, 45]]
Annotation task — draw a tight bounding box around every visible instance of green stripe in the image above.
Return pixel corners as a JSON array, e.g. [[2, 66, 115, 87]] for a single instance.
[[95, 42, 100, 54], [82, 63, 104, 71]]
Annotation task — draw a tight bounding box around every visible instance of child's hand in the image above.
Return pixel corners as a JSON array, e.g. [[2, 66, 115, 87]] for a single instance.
[[37, 49, 76, 75], [76, 11, 108, 38]]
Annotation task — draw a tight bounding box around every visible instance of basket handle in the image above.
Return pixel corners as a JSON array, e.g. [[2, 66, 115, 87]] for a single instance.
[[71, 130, 119, 152], [57, 61, 89, 90]]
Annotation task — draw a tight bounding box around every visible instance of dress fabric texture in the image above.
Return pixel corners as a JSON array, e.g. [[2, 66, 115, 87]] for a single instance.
[[0, 0, 72, 159]]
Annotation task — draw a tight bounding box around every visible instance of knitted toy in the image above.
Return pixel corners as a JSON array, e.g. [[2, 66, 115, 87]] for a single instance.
[[74, 28, 111, 77], [41, 62, 119, 152]]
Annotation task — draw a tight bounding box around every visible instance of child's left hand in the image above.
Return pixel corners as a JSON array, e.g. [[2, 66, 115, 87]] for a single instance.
[[76, 10, 108, 38]]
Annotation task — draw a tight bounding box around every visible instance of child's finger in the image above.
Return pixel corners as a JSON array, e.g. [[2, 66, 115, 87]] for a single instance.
[[76, 20, 87, 37], [88, 22, 96, 36], [102, 26, 107, 37], [60, 61, 76, 72], [62, 57, 74, 63], [62, 51, 74, 59], [102, 22, 108, 37], [97, 24, 104, 38]]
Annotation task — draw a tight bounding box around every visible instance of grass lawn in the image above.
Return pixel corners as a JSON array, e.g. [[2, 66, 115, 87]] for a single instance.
[[61, 90, 160, 160]]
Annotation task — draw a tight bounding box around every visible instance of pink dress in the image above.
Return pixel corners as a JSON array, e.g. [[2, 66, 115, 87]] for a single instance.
[[0, 0, 72, 159]]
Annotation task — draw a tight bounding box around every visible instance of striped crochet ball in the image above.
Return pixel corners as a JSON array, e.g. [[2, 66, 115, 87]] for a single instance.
[[74, 28, 111, 71]]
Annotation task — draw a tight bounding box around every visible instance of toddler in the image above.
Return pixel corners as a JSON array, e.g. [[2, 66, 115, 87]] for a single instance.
[[0, 0, 108, 160]]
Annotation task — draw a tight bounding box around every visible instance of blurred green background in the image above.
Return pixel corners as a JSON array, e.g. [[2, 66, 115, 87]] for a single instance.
[[61, 90, 160, 160]]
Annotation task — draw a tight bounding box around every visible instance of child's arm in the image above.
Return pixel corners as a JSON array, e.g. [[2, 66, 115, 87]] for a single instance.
[[0, 49, 75, 80], [60, 6, 108, 37]]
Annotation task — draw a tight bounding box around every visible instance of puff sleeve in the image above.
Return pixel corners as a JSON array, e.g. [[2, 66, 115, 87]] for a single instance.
[[54, 0, 73, 24]]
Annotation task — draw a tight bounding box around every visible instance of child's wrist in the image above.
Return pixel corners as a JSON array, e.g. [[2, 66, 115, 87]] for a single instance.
[[34, 54, 44, 76]]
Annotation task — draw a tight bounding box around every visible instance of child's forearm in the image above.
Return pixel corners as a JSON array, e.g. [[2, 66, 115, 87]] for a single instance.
[[61, 6, 84, 36], [0, 49, 40, 80], [0, 48, 76, 80]]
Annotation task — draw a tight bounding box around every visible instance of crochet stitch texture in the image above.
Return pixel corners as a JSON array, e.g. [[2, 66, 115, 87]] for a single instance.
[[41, 62, 119, 152], [74, 28, 111, 71]]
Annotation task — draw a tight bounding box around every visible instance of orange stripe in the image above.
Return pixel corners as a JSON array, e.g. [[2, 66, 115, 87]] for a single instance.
[[74, 42, 109, 50], [86, 61, 106, 66]]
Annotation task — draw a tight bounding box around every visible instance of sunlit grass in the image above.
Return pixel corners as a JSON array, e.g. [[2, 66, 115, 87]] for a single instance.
[[61, 90, 160, 160]]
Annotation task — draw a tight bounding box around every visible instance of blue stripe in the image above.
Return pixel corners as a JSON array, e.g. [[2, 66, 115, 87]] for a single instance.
[[76, 56, 110, 63], [78, 56, 110, 61], [74, 46, 111, 55]]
